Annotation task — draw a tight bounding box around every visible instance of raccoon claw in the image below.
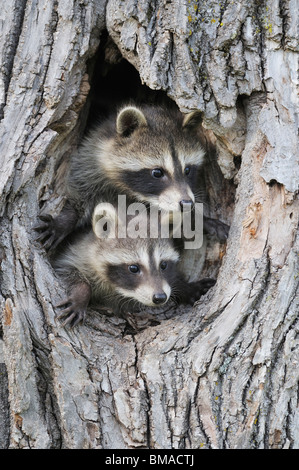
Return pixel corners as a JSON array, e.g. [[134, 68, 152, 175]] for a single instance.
[[34, 214, 65, 251], [55, 300, 87, 327], [39, 233, 56, 250], [55, 282, 91, 328], [203, 216, 230, 242], [34, 215, 52, 234], [38, 214, 53, 223]]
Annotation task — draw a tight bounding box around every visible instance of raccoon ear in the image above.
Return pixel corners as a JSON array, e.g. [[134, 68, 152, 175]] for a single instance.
[[92, 203, 117, 239], [116, 106, 147, 137], [182, 110, 202, 130]]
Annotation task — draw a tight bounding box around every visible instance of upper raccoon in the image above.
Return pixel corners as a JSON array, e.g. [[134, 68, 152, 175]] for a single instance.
[[54, 202, 216, 327], [35, 104, 216, 250], [70, 104, 204, 215]]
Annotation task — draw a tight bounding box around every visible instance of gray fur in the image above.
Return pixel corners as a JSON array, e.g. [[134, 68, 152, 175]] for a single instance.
[[67, 104, 205, 223], [54, 203, 180, 314]]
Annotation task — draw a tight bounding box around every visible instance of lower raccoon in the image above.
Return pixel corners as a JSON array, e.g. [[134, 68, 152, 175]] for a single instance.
[[53, 203, 216, 327], [35, 103, 229, 251]]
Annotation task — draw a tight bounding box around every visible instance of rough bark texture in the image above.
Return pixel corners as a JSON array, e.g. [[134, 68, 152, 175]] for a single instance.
[[0, 0, 298, 449]]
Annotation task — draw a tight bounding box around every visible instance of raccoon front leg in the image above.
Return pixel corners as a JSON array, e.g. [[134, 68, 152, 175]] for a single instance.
[[203, 215, 230, 242], [175, 277, 216, 305], [55, 281, 92, 327], [34, 201, 78, 251]]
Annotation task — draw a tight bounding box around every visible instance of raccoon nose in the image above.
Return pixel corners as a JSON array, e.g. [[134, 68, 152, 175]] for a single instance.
[[152, 292, 167, 305], [180, 199, 194, 210]]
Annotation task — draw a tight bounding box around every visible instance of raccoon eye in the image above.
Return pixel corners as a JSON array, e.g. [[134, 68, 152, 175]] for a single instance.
[[152, 168, 164, 178], [184, 166, 191, 175], [160, 261, 168, 270], [128, 264, 140, 274]]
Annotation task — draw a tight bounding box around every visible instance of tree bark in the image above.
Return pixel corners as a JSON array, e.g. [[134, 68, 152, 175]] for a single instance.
[[0, 0, 298, 449]]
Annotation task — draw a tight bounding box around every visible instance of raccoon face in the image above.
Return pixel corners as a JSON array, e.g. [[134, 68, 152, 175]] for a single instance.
[[119, 153, 199, 213], [102, 106, 205, 213], [105, 241, 179, 307], [91, 203, 180, 308]]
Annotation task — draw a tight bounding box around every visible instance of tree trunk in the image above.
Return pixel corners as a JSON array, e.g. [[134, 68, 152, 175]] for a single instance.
[[0, 0, 298, 449]]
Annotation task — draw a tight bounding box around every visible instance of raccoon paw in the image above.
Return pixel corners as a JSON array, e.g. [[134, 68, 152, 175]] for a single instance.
[[34, 214, 68, 251], [55, 298, 87, 327], [203, 216, 230, 242], [55, 283, 91, 327], [186, 278, 216, 304], [56, 302, 86, 328]]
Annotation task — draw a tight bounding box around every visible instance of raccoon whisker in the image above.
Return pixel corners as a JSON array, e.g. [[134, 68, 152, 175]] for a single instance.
[[103, 292, 123, 306], [169, 287, 182, 306], [118, 295, 133, 310], [196, 192, 208, 197], [133, 300, 143, 313], [169, 296, 179, 308], [194, 200, 210, 211], [169, 289, 180, 300], [193, 189, 206, 196], [138, 302, 148, 313], [119, 296, 140, 314], [133, 300, 144, 313], [194, 193, 208, 205], [119, 297, 129, 311]]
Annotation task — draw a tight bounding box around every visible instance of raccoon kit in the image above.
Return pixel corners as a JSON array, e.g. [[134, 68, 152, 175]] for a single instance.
[[35, 104, 229, 251], [54, 203, 215, 327]]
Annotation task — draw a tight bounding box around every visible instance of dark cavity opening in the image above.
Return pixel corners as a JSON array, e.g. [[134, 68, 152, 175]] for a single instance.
[[53, 32, 237, 319], [85, 32, 175, 133], [74, 32, 235, 283], [234, 155, 242, 170]]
